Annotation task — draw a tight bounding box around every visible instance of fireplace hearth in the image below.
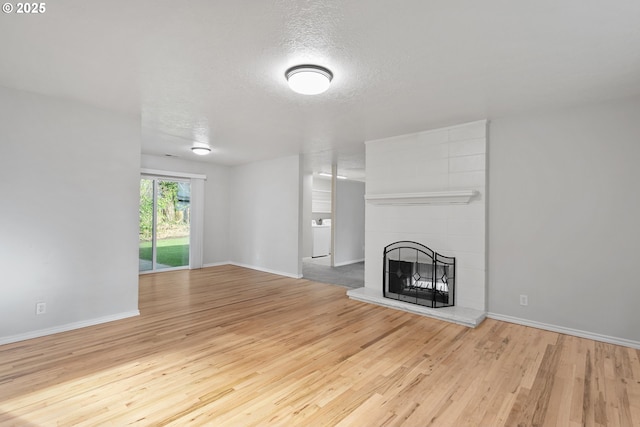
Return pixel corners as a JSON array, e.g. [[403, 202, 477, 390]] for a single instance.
[[383, 241, 455, 308]]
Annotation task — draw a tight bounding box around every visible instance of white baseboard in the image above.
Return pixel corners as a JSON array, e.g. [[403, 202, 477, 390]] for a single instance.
[[0, 310, 140, 346], [333, 258, 365, 267], [198, 262, 303, 279], [201, 261, 232, 268], [487, 312, 640, 350], [228, 262, 303, 279]]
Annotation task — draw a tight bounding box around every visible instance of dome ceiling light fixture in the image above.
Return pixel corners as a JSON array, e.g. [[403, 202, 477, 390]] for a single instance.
[[285, 64, 333, 95], [191, 145, 212, 155]]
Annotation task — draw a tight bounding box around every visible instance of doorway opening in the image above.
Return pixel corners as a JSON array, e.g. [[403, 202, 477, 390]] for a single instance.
[[302, 171, 365, 288]]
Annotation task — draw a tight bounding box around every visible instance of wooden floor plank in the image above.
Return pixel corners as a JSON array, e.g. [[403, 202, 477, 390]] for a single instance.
[[0, 265, 638, 426]]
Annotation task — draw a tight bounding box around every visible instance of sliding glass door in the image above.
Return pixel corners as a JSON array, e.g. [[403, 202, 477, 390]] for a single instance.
[[139, 178, 154, 272], [139, 177, 191, 272]]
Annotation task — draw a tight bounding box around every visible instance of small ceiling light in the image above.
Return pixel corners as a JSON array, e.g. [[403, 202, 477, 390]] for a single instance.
[[285, 65, 333, 95], [191, 146, 212, 155]]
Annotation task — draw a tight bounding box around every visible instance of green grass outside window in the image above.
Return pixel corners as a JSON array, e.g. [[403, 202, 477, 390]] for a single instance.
[[139, 236, 189, 267]]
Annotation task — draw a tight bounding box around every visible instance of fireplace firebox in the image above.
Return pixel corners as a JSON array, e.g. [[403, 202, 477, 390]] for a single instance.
[[383, 241, 455, 308]]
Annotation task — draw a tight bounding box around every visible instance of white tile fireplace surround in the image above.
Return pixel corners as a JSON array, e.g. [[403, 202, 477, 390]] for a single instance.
[[347, 120, 487, 327]]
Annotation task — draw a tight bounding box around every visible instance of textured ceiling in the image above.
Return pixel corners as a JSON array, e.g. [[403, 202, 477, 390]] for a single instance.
[[2, 1, 640, 179]]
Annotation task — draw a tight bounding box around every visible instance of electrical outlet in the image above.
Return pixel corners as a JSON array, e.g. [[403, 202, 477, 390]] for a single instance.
[[36, 302, 46, 315], [519, 295, 528, 306]]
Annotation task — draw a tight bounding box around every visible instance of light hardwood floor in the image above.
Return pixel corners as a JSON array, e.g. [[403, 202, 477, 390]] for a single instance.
[[1, 265, 639, 426]]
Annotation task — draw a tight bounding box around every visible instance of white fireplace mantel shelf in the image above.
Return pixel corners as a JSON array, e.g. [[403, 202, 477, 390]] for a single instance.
[[365, 190, 477, 205]]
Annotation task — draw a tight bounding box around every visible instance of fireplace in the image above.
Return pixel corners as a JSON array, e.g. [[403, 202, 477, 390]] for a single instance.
[[383, 241, 455, 308]]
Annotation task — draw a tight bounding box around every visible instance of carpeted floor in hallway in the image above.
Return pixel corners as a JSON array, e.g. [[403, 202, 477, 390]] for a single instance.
[[302, 256, 364, 289]]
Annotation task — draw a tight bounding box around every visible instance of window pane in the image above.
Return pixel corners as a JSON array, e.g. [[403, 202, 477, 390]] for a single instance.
[[139, 178, 153, 272], [155, 180, 190, 269]]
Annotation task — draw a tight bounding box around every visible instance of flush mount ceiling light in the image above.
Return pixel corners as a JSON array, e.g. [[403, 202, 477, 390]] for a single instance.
[[191, 145, 212, 155], [285, 64, 333, 95]]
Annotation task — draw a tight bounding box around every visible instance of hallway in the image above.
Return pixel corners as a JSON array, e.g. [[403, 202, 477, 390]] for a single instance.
[[302, 256, 364, 289]]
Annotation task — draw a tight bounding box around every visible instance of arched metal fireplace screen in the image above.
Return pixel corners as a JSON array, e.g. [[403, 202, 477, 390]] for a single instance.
[[383, 241, 455, 308]]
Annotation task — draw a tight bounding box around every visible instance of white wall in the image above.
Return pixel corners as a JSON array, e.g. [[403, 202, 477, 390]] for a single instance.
[[301, 173, 313, 258], [489, 97, 640, 344], [140, 154, 231, 266], [334, 180, 365, 266], [229, 155, 302, 277], [0, 87, 140, 343], [365, 121, 487, 312]]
